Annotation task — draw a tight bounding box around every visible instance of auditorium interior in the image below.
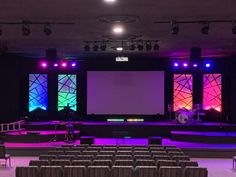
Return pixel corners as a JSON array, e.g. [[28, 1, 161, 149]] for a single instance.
[[1, 1, 236, 177]]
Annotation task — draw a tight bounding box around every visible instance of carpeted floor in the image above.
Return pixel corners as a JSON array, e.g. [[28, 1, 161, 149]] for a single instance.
[[0, 157, 236, 177]]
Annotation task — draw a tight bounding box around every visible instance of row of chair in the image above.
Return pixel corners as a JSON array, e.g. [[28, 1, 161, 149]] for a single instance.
[[30, 159, 198, 168], [16, 165, 208, 177]]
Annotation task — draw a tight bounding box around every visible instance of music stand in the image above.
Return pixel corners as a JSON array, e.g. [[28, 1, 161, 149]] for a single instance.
[[193, 104, 202, 124], [49, 121, 59, 142]]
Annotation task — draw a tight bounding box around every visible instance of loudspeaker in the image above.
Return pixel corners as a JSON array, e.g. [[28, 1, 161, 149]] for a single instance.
[[190, 47, 201, 62], [46, 48, 57, 59]]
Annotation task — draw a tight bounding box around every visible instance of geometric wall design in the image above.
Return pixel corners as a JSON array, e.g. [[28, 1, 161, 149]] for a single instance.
[[29, 74, 48, 112], [58, 74, 77, 111], [173, 74, 193, 111], [203, 74, 222, 112]]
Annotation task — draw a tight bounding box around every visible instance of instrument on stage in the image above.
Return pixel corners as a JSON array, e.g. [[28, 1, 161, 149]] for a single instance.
[[175, 108, 193, 124]]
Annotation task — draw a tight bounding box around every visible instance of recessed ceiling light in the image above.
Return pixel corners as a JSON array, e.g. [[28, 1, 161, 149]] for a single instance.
[[113, 26, 124, 34], [104, 0, 116, 3], [116, 47, 123, 51]]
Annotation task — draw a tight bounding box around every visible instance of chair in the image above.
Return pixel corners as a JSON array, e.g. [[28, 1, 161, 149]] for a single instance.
[[172, 155, 190, 161], [159, 166, 182, 177], [111, 166, 133, 177], [64, 166, 86, 177], [184, 167, 208, 177], [76, 155, 94, 160], [153, 155, 171, 161], [92, 160, 113, 167], [0, 145, 11, 167], [134, 155, 153, 160], [57, 155, 76, 161], [29, 160, 50, 166], [16, 166, 39, 177], [135, 159, 155, 166], [133, 151, 150, 155], [65, 151, 81, 156], [157, 160, 178, 168], [87, 166, 110, 177], [233, 156, 236, 169], [135, 166, 157, 177], [72, 160, 92, 167], [151, 151, 167, 156], [99, 151, 116, 156], [114, 160, 133, 166], [50, 160, 71, 166], [40, 166, 63, 177], [39, 155, 57, 161], [83, 150, 98, 156], [178, 161, 198, 168], [96, 155, 113, 160], [48, 151, 64, 156]]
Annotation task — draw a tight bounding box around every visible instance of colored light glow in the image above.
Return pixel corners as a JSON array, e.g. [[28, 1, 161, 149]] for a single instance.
[[54, 63, 59, 67], [61, 62, 67, 67], [104, 0, 116, 3], [58, 74, 77, 111], [71, 63, 76, 67], [116, 47, 123, 51], [113, 26, 124, 34], [174, 62, 179, 67], [29, 74, 48, 112], [183, 63, 188, 67], [205, 63, 211, 68], [193, 63, 198, 67], [41, 62, 48, 68], [107, 118, 125, 122]]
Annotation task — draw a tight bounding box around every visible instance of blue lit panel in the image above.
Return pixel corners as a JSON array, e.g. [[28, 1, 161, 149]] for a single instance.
[[29, 74, 48, 112]]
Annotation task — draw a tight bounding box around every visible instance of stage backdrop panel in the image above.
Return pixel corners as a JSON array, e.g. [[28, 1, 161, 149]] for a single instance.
[[58, 74, 77, 111], [173, 74, 193, 111], [87, 71, 165, 115], [29, 74, 48, 112], [203, 73, 222, 112]]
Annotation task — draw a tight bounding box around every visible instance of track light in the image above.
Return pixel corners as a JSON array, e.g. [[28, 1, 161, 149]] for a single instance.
[[145, 41, 152, 51], [153, 41, 159, 51], [84, 42, 90, 51], [100, 42, 106, 51], [232, 21, 236, 34], [93, 42, 99, 51], [22, 23, 30, 36], [201, 21, 209, 35], [43, 24, 52, 36], [171, 21, 179, 35], [137, 41, 143, 51]]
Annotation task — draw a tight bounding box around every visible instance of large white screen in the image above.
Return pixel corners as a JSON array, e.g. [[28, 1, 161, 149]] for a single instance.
[[87, 71, 165, 115]]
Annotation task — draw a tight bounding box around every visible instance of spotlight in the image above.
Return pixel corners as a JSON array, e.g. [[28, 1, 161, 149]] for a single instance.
[[232, 21, 236, 34], [116, 47, 123, 51], [40, 62, 48, 68], [104, 0, 116, 3], [71, 62, 76, 67], [201, 21, 209, 35], [173, 62, 179, 67], [193, 63, 198, 67], [93, 42, 99, 51], [113, 26, 124, 34], [22, 23, 30, 36], [171, 21, 179, 35], [145, 41, 152, 51], [205, 63, 211, 68], [61, 62, 67, 68], [183, 63, 188, 67], [43, 24, 52, 36], [53, 63, 59, 67]]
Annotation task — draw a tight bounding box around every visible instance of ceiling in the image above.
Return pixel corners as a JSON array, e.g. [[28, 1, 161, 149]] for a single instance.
[[1, 0, 236, 59]]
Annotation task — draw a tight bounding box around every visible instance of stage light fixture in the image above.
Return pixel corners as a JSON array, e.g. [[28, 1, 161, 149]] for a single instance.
[[145, 41, 152, 51], [232, 21, 236, 34], [171, 21, 179, 35], [113, 26, 124, 35], [116, 47, 123, 51], [43, 24, 52, 36], [22, 23, 30, 36], [173, 62, 179, 67], [71, 62, 76, 67], [93, 42, 99, 51], [193, 63, 198, 67], [61, 62, 67, 68], [40, 62, 48, 68], [183, 63, 188, 67], [205, 63, 211, 68], [53, 63, 59, 67], [104, 0, 116, 4], [201, 21, 209, 35]]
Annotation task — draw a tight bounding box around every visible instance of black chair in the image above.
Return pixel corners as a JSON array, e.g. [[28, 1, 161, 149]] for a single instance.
[[0, 145, 11, 167]]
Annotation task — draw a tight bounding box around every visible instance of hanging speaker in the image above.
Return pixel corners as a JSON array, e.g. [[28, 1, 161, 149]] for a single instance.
[[190, 47, 201, 62], [46, 48, 57, 59]]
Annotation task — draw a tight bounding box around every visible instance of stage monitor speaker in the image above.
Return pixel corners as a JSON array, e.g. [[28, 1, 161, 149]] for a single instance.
[[46, 48, 57, 59], [190, 47, 201, 62]]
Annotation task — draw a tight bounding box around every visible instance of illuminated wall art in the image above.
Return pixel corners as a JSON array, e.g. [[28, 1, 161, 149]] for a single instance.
[[29, 74, 48, 112], [173, 74, 193, 111], [58, 74, 77, 111], [203, 74, 222, 112]]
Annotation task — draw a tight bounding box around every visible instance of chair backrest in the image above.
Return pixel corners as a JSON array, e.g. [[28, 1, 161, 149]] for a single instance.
[[157, 160, 178, 167], [87, 166, 110, 177], [93, 160, 113, 167], [0, 145, 6, 158], [71, 160, 92, 167], [159, 166, 182, 177], [39, 155, 57, 161], [99, 151, 116, 156], [116, 151, 132, 155], [102, 147, 117, 151], [71, 147, 86, 151], [87, 147, 102, 151], [114, 160, 134, 166], [115, 155, 132, 160], [133, 151, 150, 155], [57, 155, 76, 161], [135, 160, 155, 166], [83, 151, 98, 156], [172, 155, 190, 161], [76, 155, 94, 160], [50, 160, 71, 166], [40, 166, 63, 177], [153, 155, 171, 161], [64, 166, 86, 177], [134, 155, 152, 160], [133, 147, 149, 151], [151, 151, 167, 156], [111, 166, 133, 177], [135, 166, 157, 177], [96, 155, 113, 160], [168, 151, 184, 157], [29, 160, 50, 166], [178, 161, 198, 168], [184, 167, 208, 177], [65, 151, 81, 156], [16, 166, 39, 177]]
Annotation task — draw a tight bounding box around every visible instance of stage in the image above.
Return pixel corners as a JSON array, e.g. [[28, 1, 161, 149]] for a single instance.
[[2, 120, 236, 158]]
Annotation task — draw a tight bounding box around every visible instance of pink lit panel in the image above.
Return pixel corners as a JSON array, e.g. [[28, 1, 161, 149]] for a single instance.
[[203, 74, 222, 112], [173, 74, 193, 111]]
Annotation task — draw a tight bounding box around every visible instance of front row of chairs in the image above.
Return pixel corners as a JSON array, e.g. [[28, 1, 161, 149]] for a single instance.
[[16, 165, 208, 177]]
